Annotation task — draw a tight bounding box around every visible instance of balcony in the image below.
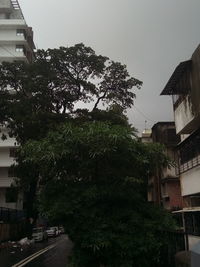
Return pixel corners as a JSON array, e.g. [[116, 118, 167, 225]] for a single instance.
[[0, 19, 26, 28], [0, 177, 14, 187], [0, 0, 12, 13], [178, 129, 200, 174], [179, 156, 200, 174], [174, 96, 198, 134], [0, 158, 15, 167], [162, 166, 178, 180]]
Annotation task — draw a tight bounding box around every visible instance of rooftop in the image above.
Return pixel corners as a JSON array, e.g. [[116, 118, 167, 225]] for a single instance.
[[160, 60, 192, 95]]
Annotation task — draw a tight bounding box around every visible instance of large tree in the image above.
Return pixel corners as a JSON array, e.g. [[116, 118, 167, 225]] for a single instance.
[[19, 121, 175, 267], [0, 43, 142, 143], [0, 44, 141, 218]]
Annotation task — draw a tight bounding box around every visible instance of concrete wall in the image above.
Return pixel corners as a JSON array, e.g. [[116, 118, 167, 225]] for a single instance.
[[181, 166, 200, 196], [168, 181, 183, 208], [0, 0, 12, 11], [174, 45, 200, 135], [188, 235, 200, 249], [0, 148, 15, 167], [0, 223, 26, 242], [162, 165, 177, 178], [0, 28, 25, 41], [174, 96, 194, 134], [0, 168, 14, 187], [0, 134, 17, 148], [0, 44, 26, 62], [0, 0, 23, 20]]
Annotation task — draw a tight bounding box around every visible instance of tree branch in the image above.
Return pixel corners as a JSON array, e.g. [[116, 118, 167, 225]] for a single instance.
[[92, 90, 108, 110]]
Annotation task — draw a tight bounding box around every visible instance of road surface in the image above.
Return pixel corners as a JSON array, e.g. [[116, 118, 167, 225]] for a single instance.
[[0, 235, 73, 267]]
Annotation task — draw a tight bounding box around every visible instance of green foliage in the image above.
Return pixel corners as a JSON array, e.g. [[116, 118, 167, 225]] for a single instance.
[[0, 42, 175, 266], [0, 43, 142, 143], [19, 122, 175, 267], [0, 43, 141, 223]]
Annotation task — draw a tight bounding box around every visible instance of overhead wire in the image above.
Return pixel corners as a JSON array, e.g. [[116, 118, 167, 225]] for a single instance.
[[132, 104, 156, 123]]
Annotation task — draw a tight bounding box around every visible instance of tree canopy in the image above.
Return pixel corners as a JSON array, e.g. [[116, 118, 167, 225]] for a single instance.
[[0, 43, 176, 266], [0, 43, 142, 142], [18, 121, 175, 267]]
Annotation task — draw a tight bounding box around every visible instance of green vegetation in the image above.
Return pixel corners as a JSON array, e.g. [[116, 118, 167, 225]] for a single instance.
[[0, 43, 175, 266], [19, 122, 175, 267]]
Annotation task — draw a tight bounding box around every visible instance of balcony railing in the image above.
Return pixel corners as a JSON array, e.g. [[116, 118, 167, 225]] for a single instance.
[[177, 128, 200, 174], [178, 155, 200, 174]]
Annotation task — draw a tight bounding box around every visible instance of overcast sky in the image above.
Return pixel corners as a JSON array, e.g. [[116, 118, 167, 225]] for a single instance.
[[19, 0, 200, 133]]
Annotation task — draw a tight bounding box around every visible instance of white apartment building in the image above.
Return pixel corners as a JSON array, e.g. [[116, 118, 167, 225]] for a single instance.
[[0, 0, 35, 63], [0, 0, 35, 210], [161, 44, 200, 248]]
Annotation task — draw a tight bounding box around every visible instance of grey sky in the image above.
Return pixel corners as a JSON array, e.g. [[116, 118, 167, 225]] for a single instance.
[[19, 0, 200, 133]]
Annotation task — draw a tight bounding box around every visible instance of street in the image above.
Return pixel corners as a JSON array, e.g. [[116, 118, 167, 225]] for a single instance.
[[0, 235, 73, 267]]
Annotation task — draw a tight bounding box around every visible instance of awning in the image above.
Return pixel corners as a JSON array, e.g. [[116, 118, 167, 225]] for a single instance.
[[172, 207, 200, 213], [160, 60, 192, 95]]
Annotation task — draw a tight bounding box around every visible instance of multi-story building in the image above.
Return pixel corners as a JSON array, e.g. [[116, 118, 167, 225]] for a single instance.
[[0, 0, 35, 210], [161, 44, 200, 248], [147, 122, 182, 210], [0, 0, 35, 63]]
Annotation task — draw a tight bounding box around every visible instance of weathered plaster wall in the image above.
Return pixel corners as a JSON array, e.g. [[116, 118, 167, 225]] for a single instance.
[[181, 166, 200, 196]]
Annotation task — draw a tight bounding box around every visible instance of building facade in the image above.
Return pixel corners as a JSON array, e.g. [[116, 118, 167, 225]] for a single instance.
[[147, 122, 182, 210], [161, 44, 200, 248], [0, 0, 35, 63], [0, 0, 35, 210]]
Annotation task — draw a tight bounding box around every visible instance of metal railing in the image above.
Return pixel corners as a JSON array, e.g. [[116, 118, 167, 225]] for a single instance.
[[178, 155, 200, 174], [11, 0, 21, 10], [157, 230, 188, 267], [10, 0, 24, 19]]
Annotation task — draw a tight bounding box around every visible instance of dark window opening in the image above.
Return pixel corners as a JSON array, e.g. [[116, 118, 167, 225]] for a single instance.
[[16, 29, 25, 36], [16, 45, 25, 53], [185, 212, 200, 236], [9, 148, 17, 158], [5, 188, 18, 203], [8, 167, 15, 178]]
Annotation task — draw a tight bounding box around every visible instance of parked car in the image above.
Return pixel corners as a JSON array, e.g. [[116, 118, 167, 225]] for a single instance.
[[32, 227, 48, 242], [59, 226, 65, 234], [46, 227, 56, 237]]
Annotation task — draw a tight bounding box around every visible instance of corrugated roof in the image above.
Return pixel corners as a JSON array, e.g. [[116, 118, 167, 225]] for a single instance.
[[160, 60, 192, 95]]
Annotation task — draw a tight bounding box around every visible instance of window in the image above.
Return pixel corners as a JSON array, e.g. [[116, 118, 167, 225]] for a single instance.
[[8, 167, 15, 178], [185, 212, 200, 236], [5, 187, 18, 203], [9, 148, 17, 158], [16, 29, 25, 36], [15, 45, 24, 53]]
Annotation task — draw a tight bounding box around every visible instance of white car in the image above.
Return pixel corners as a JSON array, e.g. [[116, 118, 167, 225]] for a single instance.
[[46, 227, 56, 237], [51, 226, 59, 236], [32, 227, 48, 242]]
